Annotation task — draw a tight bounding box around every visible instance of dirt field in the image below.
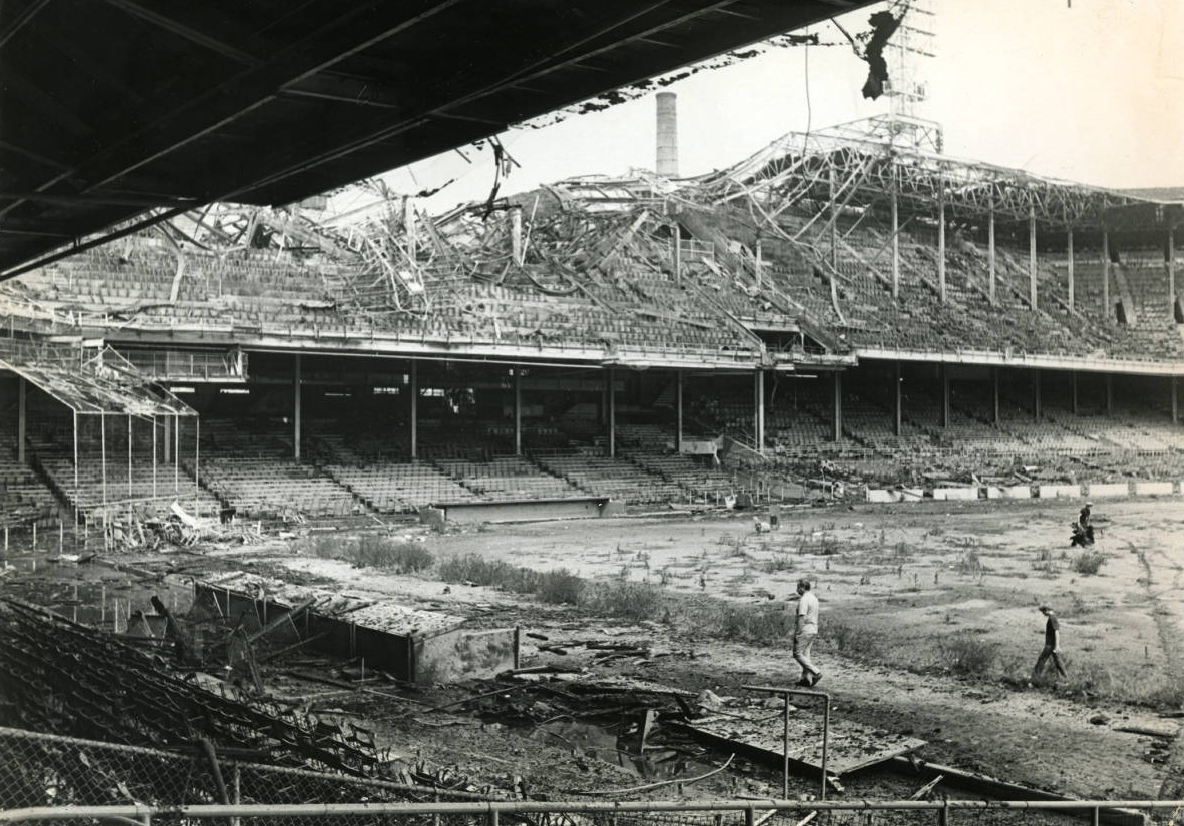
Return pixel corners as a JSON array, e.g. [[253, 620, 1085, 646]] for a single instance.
[[3, 497, 1183, 808]]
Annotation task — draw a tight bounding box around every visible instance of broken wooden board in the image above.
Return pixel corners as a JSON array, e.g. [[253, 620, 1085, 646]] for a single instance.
[[673, 709, 926, 776]]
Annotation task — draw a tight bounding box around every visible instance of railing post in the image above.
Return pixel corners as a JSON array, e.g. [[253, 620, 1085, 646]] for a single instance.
[[746, 805, 756, 826], [938, 800, 949, 826]]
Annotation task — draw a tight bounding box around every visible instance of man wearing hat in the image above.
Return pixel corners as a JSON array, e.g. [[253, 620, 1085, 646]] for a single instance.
[[1033, 605, 1068, 680]]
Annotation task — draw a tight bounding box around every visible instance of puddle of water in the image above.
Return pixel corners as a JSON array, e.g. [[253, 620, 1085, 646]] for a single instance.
[[1, 566, 195, 632], [531, 718, 714, 780]]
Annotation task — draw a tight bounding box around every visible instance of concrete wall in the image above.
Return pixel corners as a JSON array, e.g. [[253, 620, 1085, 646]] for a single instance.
[[1134, 481, 1176, 497], [866, 489, 902, 503], [1088, 483, 1130, 499], [986, 486, 1032, 500], [414, 626, 519, 684], [430, 497, 624, 524], [1040, 484, 1083, 499], [933, 488, 978, 501], [193, 583, 518, 684]]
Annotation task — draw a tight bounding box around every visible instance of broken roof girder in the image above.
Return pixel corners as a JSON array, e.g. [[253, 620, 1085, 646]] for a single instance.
[[0, 339, 196, 417], [707, 125, 1154, 231]]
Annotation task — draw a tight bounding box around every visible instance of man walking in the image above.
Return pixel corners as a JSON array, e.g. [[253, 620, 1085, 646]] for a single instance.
[[793, 578, 821, 687], [1033, 605, 1068, 681]]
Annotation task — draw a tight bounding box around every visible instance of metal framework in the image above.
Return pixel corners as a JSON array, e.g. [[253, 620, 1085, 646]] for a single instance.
[[705, 116, 1151, 230]]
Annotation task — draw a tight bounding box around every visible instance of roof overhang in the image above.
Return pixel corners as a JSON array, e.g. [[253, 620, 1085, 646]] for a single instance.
[[0, 0, 876, 279]]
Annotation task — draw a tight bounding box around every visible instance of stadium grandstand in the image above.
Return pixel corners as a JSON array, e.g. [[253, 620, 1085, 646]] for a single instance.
[[2, 110, 1183, 534]]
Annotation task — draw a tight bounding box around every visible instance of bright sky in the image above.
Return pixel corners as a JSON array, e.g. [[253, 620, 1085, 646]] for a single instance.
[[331, 0, 1184, 219]]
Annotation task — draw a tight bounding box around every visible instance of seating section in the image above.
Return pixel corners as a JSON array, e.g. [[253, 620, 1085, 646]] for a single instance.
[[436, 456, 581, 501], [535, 449, 687, 505], [325, 460, 478, 512], [196, 456, 358, 518], [0, 427, 61, 529]]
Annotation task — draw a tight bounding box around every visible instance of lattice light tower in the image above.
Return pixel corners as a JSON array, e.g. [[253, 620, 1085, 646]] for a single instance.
[[881, 0, 941, 152]]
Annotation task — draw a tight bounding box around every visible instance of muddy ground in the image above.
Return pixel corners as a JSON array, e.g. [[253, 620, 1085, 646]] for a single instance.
[[2, 497, 1183, 813]]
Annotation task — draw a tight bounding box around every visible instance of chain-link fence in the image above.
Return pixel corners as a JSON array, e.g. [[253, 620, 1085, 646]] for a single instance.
[[1, 727, 1179, 826]]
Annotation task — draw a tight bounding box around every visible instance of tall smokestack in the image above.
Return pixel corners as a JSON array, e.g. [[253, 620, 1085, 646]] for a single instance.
[[655, 92, 679, 178]]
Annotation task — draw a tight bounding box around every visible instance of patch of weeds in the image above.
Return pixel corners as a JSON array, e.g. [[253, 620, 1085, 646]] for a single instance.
[[954, 550, 984, 576], [438, 553, 524, 588], [938, 630, 998, 675], [535, 569, 585, 605], [892, 542, 913, 560], [346, 536, 434, 573], [586, 580, 664, 621], [1072, 550, 1107, 575], [763, 553, 794, 573], [297, 534, 339, 559], [827, 619, 884, 660]]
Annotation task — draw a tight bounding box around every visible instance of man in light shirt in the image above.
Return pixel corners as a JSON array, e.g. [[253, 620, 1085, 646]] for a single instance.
[[793, 578, 821, 687]]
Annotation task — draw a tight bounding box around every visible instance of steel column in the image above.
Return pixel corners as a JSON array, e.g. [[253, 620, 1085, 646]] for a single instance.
[[127, 415, 133, 500], [1105, 374, 1114, 415], [893, 361, 902, 437], [1028, 207, 1037, 310], [607, 367, 616, 458], [992, 368, 1000, 427], [410, 361, 418, 459], [174, 415, 179, 493], [1067, 227, 1074, 311], [72, 411, 79, 527], [1033, 370, 1042, 420], [987, 204, 996, 305], [1071, 372, 1078, 416], [754, 369, 765, 455], [891, 169, 899, 300], [293, 354, 301, 461], [16, 377, 25, 463], [676, 369, 683, 453], [1102, 229, 1111, 320], [1169, 227, 1176, 318], [514, 368, 522, 456], [100, 412, 107, 508], [937, 185, 946, 304], [1173, 377, 1179, 425], [832, 372, 842, 443], [152, 416, 157, 499], [940, 365, 949, 428]]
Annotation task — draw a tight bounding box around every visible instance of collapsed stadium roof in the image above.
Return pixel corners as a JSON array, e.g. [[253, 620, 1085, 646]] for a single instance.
[[0, 0, 880, 279]]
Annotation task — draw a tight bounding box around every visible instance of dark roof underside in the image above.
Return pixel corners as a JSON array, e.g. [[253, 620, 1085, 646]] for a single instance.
[[0, 0, 872, 276]]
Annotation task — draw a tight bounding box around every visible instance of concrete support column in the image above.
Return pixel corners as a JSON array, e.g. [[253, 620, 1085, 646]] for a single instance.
[[607, 368, 616, 458], [893, 361, 902, 437], [17, 377, 26, 463], [409, 361, 418, 459], [676, 369, 684, 453], [1067, 227, 1075, 311], [514, 368, 522, 456], [672, 227, 682, 284], [832, 372, 842, 443], [987, 204, 996, 305], [1105, 374, 1114, 416], [940, 365, 950, 428], [1102, 229, 1111, 321], [937, 188, 946, 304], [891, 183, 900, 300], [163, 415, 172, 463], [992, 368, 1000, 427], [1029, 207, 1038, 310], [1033, 370, 1042, 420], [1071, 372, 1079, 416], [754, 369, 765, 455], [293, 354, 302, 461]]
